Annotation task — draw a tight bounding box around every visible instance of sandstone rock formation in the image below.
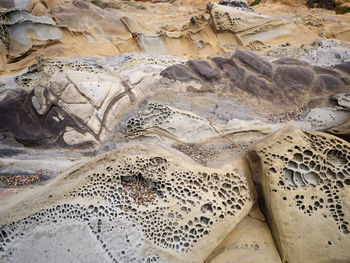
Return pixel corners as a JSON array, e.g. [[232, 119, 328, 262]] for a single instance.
[[205, 207, 282, 263], [0, 54, 184, 146], [207, 0, 294, 45], [0, 9, 62, 58], [0, 144, 256, 262], [125, 102, 277, 144], [1, 0, 350, 259], [248, 126, 350, 263], [1, 0, 348, 74]]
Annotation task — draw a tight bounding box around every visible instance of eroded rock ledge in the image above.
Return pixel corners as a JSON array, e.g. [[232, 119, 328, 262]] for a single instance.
[[1, 50, 350, 148]]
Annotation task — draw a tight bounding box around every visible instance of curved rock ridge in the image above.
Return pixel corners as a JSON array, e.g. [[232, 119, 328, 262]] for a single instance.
[[0, 144, 256, 263], [161, 49, 350, 107], [248, 126, 350, 263], [0, 9, 62, 55], [125, 101, 277, 143]]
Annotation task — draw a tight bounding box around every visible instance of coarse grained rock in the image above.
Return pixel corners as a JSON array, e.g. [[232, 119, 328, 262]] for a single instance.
[[0, 144, 256, 263], [247, 126, 350, 263]]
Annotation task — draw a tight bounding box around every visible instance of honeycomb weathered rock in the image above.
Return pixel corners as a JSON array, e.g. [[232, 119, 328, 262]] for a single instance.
[[248, 126, 350, 263], [0, 145, 255, 262]]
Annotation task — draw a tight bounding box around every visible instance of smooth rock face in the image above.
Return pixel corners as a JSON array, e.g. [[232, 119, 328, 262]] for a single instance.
[[1, 9, 62, 55], [0, 89, 52, 146], [329, 93, 350, 141], [206, 208, 282, 263], [248, 126, 350, 263], [330, 118, 350, 142], [0, 145, 256, 262]]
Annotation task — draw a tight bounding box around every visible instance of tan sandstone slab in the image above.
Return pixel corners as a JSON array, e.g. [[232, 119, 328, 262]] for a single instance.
[[205, 206, 282, 263], [0, 144, 256, 262], [248, 126, 350, 263]]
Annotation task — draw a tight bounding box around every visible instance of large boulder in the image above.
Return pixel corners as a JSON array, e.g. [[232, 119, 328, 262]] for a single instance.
[[248, 126, 350, 263], [0, 144, 256, 262]]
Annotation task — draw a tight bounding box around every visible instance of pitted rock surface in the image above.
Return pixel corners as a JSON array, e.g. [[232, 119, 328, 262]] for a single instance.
[[248, 126, 350, 263], [206, 2, 291, 44], [0, 54, 184, 147], [161, 49, 350, 107], [125, 102, 278, 143], [0, 145, 255, 263]]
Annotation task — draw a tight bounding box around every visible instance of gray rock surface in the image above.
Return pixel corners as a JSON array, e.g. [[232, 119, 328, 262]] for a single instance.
[[161, 49, 350, 107], [1, 9, 62, 54]]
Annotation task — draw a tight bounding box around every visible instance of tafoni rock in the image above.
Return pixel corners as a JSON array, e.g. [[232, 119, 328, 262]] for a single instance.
[[1, 0, 350, 261], [0, 144, 256, 262], [248, 126, 350, 263], [206, 0, 294, 45]]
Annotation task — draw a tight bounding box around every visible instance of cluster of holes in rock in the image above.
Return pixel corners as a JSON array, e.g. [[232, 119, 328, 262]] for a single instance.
[[0, 155, 250, 261], [214, 10, 241, 31], [118, 55, 185, 71], [43, 60, 102, 74], [15, 60, 102, 89], [126, 103, 174, 136], [0, 203, 158, 263], [261, 132, 350, 234], [126, 102, 205, 137]]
